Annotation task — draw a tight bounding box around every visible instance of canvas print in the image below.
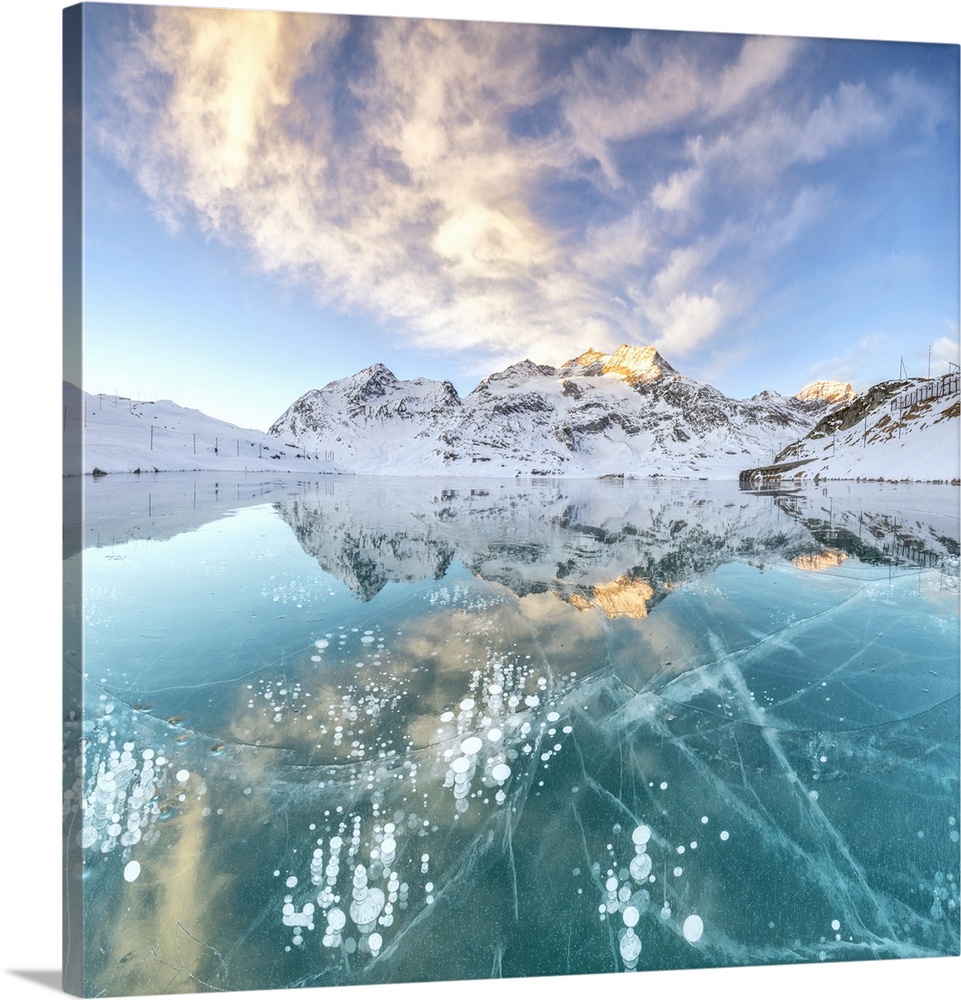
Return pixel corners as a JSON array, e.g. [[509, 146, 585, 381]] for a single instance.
[[62, 3, 960, 997]]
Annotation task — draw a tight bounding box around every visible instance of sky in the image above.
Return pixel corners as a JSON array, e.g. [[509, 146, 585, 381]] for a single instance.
[[71, 3, 961, 431]]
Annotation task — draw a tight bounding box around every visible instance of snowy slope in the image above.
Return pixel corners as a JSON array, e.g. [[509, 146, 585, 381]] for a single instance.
[[269, 345, 834, 479], [767, 375, 960, 483], [63, 382, 331, 476]]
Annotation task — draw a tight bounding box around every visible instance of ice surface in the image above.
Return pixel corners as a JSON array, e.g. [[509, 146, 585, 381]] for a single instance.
[[64, 475, 960, 995]]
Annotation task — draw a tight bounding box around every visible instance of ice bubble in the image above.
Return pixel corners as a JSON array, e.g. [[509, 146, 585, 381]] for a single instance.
[[831, 919, 840, 931], [673, 867, 683, 877], [524, 695, 540, 707], [623, 905, 639, 928], [720, 831, 729, 841], [605, 876, 618, 892], [700, 816, 708, 824], [547, 712, 560, 723], [630, 854, 652, 881], [632, 825, 651, 846], [460, 736, 483, 756], [176, 769, 190, 783], [491, 763, 511, 783], [350, 887, 385, 927], [314, 640, 329, 649], [460, 698, 475, 711], [286, 876, 298, 888], [327, 908, 346, 930], [619, 929, 641, 964], [123, 860, 141, 882], [368, 932, 383, 953], [488, 684, 503, 695], [451, 757, 471, 775], [683, 915, 704, 943], [487, 728, 503, 743]]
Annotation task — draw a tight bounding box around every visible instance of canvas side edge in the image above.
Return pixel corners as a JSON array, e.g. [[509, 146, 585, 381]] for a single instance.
[[63, 3, 85, 996]]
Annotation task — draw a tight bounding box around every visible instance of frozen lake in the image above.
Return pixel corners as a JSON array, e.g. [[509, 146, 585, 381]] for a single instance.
[[63, 474, 960, 995]]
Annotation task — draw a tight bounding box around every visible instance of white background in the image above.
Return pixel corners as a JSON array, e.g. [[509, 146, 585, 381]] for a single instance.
[[1, 3, 958, 999]]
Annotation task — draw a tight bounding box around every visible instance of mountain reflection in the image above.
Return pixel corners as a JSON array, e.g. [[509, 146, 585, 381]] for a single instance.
[[271, 477, 959, 604]]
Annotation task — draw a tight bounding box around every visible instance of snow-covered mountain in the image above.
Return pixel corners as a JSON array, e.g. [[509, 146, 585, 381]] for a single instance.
[[63, 382, 324, 476], [268, 345, 837, 479], [749, 374, 960, 483], [794, 380, 857, 404]]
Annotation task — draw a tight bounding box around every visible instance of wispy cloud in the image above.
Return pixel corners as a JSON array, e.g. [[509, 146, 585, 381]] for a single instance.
[[96, 10, 954, 374], [807, 333, 894, 386]]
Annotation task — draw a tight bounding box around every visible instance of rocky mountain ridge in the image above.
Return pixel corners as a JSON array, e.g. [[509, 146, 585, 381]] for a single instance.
[[758, 373, 960, 482], [268, 345, 845, 479]]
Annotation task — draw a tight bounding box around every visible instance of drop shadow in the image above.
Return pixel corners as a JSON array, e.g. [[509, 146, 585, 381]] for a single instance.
[[7, 970, 63, 993]]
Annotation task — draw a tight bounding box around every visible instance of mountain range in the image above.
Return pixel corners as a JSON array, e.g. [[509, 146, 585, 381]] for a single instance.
[[66, 344, 959, 481], [268, 344, 854, 478]]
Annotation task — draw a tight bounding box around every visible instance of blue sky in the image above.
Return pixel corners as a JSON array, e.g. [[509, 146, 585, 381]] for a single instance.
[[76, 3, 960, 430]]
